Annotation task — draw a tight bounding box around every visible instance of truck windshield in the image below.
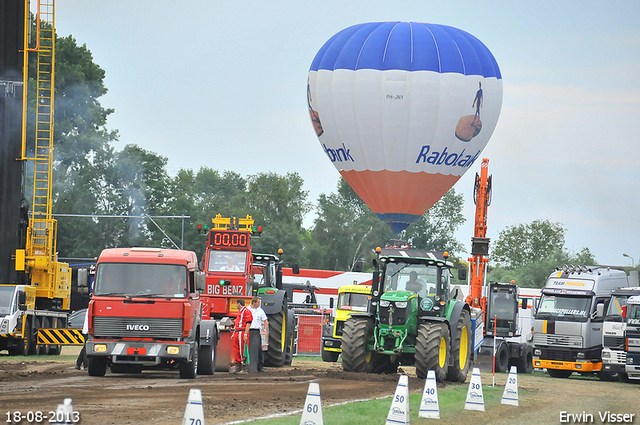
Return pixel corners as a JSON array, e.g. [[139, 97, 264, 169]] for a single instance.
[[337, 292, 370, 312], [0, 286, 16, 315], [383, 262, 439, 298], [628, 304, 640, 320], [490, 291, 517, 319], [536, 294, 591, 322], [605, 295, 629, 321], [94, 263, 188, 297], [207, 250, 246, 273]]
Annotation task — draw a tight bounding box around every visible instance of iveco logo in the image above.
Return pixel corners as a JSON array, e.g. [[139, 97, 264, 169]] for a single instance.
[[126, 324, 150, 331]]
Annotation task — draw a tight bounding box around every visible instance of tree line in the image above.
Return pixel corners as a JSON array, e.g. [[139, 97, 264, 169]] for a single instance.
[[35, 34, 620, 288]]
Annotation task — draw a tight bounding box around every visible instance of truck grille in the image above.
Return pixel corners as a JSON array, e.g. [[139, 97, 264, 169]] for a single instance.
[[94, 317, 183, 340], [533, 333, 582, 347], [604, 336, 625, 350]]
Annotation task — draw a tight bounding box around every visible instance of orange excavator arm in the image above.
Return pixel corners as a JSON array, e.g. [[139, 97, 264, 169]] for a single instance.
[[467, 158, 491, 319]]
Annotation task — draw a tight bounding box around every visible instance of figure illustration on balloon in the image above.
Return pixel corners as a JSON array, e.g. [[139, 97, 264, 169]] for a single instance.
[[307, 82, 324, 137], [455, 82, 484, 142]]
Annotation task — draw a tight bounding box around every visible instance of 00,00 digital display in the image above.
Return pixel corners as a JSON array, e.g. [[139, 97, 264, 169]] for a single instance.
[[209, 231, 249, 248]]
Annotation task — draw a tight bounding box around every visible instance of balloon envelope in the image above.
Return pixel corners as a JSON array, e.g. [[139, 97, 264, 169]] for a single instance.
[[308, 22, 502, 233]]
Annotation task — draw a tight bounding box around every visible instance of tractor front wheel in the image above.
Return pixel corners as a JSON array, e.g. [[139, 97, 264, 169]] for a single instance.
[[447, 309, 472, 382], [341, 317, 374, 373], [415, 322, 450, 381]]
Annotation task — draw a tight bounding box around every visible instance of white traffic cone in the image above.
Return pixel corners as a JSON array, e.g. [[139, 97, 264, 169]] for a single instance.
[[182, 389, 205, 425], [418, 370, 440, 419], [464, 367, 485, 412], [386, 374, 410, 425], [52, 398, 74, 424], [300, 382, 323, 425], [501, 365, 519, 406]]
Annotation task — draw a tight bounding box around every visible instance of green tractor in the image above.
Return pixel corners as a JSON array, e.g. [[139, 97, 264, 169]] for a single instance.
[[341, 252, 475, 382]]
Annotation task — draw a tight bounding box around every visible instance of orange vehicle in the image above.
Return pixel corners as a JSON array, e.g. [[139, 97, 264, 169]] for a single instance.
[[78, 247, 217, 379], [198, 215, 294, 370]]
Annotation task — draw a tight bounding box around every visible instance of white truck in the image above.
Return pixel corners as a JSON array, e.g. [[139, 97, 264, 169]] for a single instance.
[[533, 265, 637, 380], [601, 285, 640, 382], [623, 295, 640, 381], [0, 284, 70, 355]]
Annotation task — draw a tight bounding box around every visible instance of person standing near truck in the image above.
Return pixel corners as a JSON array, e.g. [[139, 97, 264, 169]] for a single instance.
[[230, 299, 252, 373], [248, 296, 269, 372]]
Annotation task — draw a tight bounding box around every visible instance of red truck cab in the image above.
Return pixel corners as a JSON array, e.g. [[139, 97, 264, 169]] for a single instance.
[[79, 248, 218, 379]]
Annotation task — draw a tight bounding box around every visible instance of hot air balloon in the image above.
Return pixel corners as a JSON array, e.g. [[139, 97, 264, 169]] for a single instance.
[[307, 22, 502, 233]]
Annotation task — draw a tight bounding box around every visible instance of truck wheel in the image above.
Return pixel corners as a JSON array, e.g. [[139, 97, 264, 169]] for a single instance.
[[10, 320, 32, 356], [37, 318, 51, 355], [179, 346, 199, 379], [341, 317, 375, 373], [198, 343, 217, 375], [547, 369, 572, 378], [415, 322, 450, 381], [265, 303, 287, 367], [87, 356, 107, 377], [48, 317, 63, 355], [495, 342, 509, 373], [447, 309, 472, 382], [321, 346, 339, 362], [517, 344, 534, 374]]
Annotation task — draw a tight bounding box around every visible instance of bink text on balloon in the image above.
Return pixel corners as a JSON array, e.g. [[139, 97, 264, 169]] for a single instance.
[[415, 145, 481, 168], [323, 143, 354, 163]]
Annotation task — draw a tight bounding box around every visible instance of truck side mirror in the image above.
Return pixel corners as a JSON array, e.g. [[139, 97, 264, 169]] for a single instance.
[[521, 298, 529, 310], [195, 271, 206, 292], [329, 298, 334, 309], [596, 303, 604, 319], [457, 268, 467, 281], [292, 264, 300, 275], [18, 291, 27, 310], [77, 268, 90, 296]]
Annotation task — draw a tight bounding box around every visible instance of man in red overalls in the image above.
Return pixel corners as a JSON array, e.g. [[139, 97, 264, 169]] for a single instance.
[[230, 298, 253, 373]]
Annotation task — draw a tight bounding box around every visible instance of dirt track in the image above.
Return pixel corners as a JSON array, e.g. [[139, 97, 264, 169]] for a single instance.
[[0, 348, 638, 425]]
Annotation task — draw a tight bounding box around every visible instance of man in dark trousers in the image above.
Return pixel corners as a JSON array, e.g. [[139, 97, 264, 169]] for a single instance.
[[247, 296, 269, 372]]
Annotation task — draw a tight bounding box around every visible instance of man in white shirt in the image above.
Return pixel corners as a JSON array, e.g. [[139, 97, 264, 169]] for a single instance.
[[248, 296, 269, 372]]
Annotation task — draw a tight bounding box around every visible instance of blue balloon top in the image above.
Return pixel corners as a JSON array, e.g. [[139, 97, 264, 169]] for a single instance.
[[310, 22, 501, 78]]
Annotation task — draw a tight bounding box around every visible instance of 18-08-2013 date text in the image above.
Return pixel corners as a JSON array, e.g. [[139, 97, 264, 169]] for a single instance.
[[5, 410, 80, 424]]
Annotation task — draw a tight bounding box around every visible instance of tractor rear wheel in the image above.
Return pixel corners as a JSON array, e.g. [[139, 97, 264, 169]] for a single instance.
[[447, 309, 472, 382], [265, 301, 287, 367], [415, 322, 450, 381]]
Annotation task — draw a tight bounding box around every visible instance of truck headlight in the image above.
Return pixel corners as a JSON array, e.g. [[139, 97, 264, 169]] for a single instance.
[[93, 344, 107, 353], [395, 302, 408, 309], [602, 351, 610, 359], [380, 300, 390, 308], [577, 352, 585, 359], [534, 349, 541, 356], [167, 346, 180, 355]]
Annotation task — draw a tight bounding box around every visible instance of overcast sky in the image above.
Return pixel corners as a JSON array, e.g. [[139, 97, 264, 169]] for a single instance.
[[53, 1, 640, 268]]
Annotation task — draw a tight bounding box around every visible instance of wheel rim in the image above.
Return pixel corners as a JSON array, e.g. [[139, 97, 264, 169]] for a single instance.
[[365, 351, 372, 364], [459, 325, 469, 370], [281, 313, 286, 352], [438, 337, 447, 369]]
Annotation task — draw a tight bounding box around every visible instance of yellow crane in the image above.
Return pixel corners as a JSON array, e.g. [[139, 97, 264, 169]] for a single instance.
[[0, 0, 71, 356]]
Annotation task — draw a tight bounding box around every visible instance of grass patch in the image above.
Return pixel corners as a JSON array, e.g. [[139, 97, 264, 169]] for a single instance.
[[250, 383, 508, 424], [0, 354, 77, 363]]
